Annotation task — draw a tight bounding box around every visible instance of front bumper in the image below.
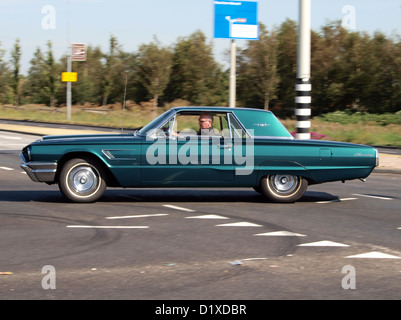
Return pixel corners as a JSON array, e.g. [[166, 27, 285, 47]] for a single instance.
[[20, 153, 57, 183]]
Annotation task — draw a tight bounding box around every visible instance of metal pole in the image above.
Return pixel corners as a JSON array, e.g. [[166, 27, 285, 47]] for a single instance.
[[66, 0, 72, 121], [229, 39, 236, 108], [296, 0, 311, 140]]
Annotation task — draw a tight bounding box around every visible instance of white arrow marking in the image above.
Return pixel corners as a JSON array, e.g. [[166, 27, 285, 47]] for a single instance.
[[254, 231, 306, 237], [346, 251, 400, 259], [186, 215, 229, 219], [297, 240, 349, 247], [216, 222, 263, 227]]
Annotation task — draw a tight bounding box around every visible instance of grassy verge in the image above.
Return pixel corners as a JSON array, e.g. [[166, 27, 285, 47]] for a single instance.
[[1, 105, 400, 147]]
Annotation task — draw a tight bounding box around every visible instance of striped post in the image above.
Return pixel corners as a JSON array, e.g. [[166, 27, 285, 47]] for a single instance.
[[296, 0, 311, 140], [295, 79, 311, 140]]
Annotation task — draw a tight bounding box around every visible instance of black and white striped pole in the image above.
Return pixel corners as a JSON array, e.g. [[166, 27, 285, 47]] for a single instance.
[[296, 0, 311, 140]]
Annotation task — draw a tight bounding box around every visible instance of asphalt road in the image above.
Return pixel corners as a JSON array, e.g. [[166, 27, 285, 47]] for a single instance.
[[0, 132, 400, 302]]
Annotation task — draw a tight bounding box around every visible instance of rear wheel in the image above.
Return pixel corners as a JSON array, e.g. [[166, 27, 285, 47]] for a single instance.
[[259, 174, 307, 203], [59, 158, 107, 203]]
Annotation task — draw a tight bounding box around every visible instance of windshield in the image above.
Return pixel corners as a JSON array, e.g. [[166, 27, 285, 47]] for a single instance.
[[137, 109, 175, 136]]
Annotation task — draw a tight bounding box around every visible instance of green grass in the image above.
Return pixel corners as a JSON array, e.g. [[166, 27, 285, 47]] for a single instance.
[[1, 105, 400, 147]]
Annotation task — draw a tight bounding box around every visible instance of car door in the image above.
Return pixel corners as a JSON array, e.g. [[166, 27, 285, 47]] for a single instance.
[[141, 111, 234, 186]]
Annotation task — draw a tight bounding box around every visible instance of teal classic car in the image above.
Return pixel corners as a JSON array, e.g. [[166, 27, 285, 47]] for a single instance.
[[20, 107, 379, 203]]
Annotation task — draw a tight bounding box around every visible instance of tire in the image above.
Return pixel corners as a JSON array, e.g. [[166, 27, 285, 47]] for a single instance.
[[59, 158, 107, 203], [259, 174, 308, 203]]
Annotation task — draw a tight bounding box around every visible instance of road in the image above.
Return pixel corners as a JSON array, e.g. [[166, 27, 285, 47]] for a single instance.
[[0, 131, 400, 302]]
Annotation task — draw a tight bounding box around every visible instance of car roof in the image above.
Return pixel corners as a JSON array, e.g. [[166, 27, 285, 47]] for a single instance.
[[170, 106, 273, 114]]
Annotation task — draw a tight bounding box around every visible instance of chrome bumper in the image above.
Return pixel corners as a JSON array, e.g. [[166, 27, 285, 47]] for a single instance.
[[20, 153, 57, 183]]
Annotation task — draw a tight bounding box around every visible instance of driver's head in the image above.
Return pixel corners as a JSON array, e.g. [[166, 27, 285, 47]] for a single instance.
[[198, 114, 213, 129]]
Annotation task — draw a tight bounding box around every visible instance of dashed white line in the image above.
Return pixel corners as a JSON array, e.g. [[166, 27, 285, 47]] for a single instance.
[[0, 167, 14, 171], [106, 214, 168, 219], [66, 225, 149, 229], [316, 197, 357, 204], [352, 194, 393, 200], [216, 222, 263, 227], [186, 215, 229, 219], [0, 135, 22, 140], [254, 231, 306, 237], [162, 205, 195, 212]]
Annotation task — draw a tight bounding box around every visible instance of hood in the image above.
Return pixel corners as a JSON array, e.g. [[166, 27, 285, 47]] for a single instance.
[[36, 132, 138, 145]]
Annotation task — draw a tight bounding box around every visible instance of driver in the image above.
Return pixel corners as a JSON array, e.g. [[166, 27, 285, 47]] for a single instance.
[[197, 114, 219, 136]]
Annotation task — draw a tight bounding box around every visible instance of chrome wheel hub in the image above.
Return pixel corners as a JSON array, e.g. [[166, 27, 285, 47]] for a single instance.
[[270, 175, 299, 194], [69, 166, 98, 194]]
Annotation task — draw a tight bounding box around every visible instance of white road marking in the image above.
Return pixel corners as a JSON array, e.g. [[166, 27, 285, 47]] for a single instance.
[[352, 194, 393, 200], [66, 225, 149, 229], [297, 240, 350, 247], [163, 205, 195, 212], [0, 167, 14, 171], [106, 214, 168, 219], [254, 231, 306, 237], [346, 251, 401, 259], [316, 197, 357, 204], [186, 214, 229, 219], [216, 222, 263, 227], [0, 135, 22, 140]]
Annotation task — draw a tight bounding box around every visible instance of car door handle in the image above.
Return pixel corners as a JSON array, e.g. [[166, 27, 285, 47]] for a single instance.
[[219, 144, 233, 149]]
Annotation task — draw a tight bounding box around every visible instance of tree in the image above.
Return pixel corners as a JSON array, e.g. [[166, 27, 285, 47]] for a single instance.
[[237, 23, 279, 110], [102, 35, 121, 106], [10, 38, 22, 105], [166, 30, 226, 105], [137, 39, 173, 108], [276, 19, 298, 116], [0, 42, 11, 104], [43, 41, 60, 107]]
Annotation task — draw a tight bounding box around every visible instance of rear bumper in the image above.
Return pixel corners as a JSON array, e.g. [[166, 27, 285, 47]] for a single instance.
[[20, 153, 57, 183]]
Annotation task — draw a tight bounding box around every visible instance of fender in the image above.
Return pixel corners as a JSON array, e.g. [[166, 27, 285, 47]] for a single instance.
[[256, 160, 317, 184]]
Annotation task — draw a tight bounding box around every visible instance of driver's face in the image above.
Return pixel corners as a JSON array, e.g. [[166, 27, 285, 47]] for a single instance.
[[198, 116, 212, 129]]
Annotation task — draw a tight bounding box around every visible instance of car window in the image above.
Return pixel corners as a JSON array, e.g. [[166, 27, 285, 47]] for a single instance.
[[165, 112, 229, 137], [229, 114, 248, 138], [233, 109, 293, 138]]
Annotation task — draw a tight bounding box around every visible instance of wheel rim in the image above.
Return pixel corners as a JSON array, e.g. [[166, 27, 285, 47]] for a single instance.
[[269, 175, 299, 195], [68, 165, 99, 196]]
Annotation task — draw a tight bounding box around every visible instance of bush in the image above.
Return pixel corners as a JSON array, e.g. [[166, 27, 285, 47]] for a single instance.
[[317, 111, 401, 126]]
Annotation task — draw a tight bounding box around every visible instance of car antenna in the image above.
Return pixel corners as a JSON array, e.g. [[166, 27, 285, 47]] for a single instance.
[[121, 75, 128, 134]]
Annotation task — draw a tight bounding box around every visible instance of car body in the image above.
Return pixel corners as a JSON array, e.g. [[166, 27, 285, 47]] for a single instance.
[[20, 107, 379, 203]]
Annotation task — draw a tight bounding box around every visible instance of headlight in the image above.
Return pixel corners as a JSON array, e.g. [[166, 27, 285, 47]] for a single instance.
[[21, 146, 31, 162]]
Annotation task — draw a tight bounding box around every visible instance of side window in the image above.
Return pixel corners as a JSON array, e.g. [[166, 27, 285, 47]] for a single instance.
[[161, 112, 231, 137], [229, 114, 248, 138]]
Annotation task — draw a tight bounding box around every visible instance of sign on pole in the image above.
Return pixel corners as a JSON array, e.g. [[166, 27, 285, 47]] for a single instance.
[[71, 43, 86, 61], [214, 1, 259, 107], [61, 72, 77, 82], [214, 1, 259, 40]]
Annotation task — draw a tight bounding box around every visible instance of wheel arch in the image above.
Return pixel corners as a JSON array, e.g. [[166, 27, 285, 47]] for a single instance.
[[56, 151, 121, 187], [256, 160, 317, 186]]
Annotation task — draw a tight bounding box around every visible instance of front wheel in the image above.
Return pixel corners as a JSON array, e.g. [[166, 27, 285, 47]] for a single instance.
[[259, 174, 308, 203], [59, 158, 107, 203]]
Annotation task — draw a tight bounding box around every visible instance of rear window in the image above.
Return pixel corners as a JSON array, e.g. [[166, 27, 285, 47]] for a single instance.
[[233, 109, 292, 138]]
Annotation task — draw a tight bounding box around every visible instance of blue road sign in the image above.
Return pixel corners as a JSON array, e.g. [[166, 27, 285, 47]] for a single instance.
[[214, 1, 259, 40]]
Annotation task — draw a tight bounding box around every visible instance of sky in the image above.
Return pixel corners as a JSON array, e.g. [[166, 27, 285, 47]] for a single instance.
[[1, 0, 401, 74]]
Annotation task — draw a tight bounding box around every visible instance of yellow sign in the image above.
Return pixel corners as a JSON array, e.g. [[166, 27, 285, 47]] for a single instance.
[[61, 72, 78, 82]]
